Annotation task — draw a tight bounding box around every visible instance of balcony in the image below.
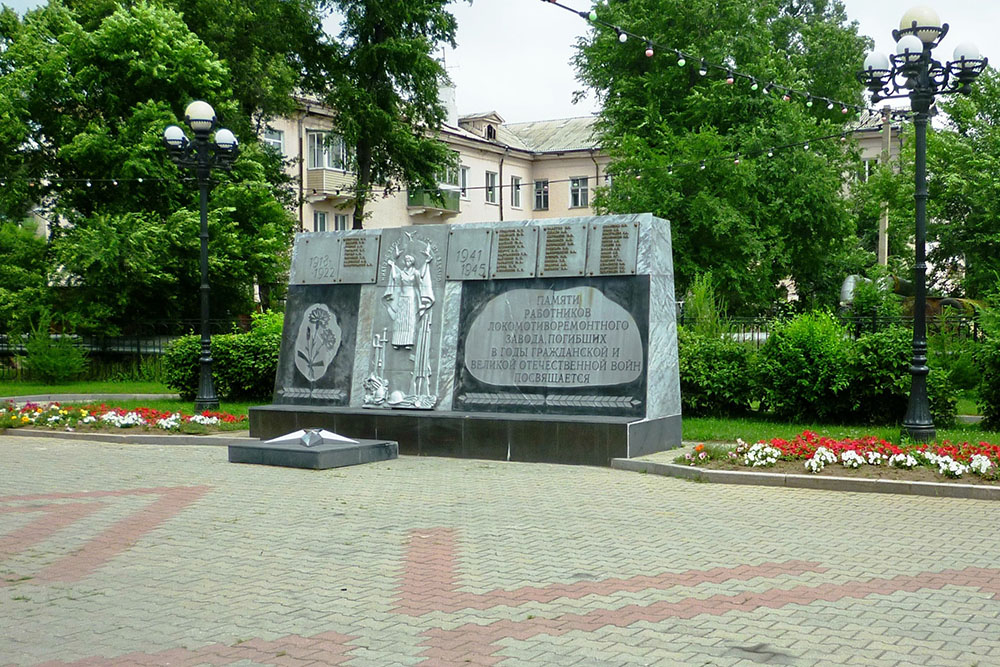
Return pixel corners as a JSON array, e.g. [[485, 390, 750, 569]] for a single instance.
[[407, 187, 460, 219]]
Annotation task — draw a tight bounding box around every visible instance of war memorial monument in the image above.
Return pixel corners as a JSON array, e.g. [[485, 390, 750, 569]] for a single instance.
[[248, 213, 681, 465]]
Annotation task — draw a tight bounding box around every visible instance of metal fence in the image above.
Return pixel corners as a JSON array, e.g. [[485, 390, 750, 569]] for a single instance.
[[0, 319, 250, 381]]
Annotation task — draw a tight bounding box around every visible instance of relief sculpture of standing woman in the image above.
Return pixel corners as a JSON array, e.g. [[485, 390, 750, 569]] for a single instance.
[[383, 244, 434, 349]]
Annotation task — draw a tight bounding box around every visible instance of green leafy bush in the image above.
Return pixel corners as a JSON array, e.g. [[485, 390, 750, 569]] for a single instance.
[[756, 312, 852, 421], [927, 367, 958, 428], [162, 334, 204, 401], [17, 313, 89, 383], [215, 312, 283, 399], [847, 326, 910, 423], [678, 328, 754, 416], [163, 312, 283, 401], [976, 337, 1000, 430]]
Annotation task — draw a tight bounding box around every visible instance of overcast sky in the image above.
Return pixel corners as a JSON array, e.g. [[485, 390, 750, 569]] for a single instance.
[[4, 0, 996, 123]]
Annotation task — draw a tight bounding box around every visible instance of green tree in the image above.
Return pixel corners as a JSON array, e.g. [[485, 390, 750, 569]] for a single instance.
[[923, 68, 1000, 299], [327, 0, 466, 228], [61, 0, 338, 135], [0, 219, 49, 331], [0, 1, 296, 332], [574, 0, 870, 314]]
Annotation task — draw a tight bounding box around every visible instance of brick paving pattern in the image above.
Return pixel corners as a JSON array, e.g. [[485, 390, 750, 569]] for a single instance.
[[1, 435, 998, 666]]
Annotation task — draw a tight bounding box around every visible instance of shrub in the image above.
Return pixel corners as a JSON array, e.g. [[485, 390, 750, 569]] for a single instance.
[[928, 310, 979, 393], [847, 325, 910, 423], [162, 311, 283, 401], [678, 328, 754, 416], [756, 312, 852, 421], [162, 334, 204, 401], [215, 312, 283, 399], [976, 336, 1000, 430], [17, 313, 89, 383], [927, 367, 958, 428]]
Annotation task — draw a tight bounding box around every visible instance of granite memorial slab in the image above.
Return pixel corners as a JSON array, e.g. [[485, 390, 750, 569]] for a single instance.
[[273, 284, 359, 405], [228, 428, 397, 470], [252, 214, 682, 465]]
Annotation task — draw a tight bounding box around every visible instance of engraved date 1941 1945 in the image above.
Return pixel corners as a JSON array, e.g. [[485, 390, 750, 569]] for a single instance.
[[455, 247, 487, 279], [309, 254, 337, 281]]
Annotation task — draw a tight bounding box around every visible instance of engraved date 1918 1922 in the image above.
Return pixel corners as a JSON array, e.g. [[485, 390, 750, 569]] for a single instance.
[[309, 254, 337, 280]]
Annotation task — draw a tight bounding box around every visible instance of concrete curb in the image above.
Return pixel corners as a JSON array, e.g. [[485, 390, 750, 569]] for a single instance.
[[2, 428, 253, 447], [610, 457, 1000, 501], [0, 394, 180, 403]]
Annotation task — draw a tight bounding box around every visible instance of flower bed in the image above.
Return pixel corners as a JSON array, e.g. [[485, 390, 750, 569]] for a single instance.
[[0, 401, 246, 433], [678, 431, 1000, 483]]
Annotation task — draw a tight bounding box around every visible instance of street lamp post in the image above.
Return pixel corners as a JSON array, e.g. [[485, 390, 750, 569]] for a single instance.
[[163, 101, 240, 412], [857, 6, 986, 443]]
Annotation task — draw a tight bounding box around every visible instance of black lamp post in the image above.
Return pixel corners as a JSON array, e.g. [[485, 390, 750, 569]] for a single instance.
[[857, 6, 986, 443], [163, 101, 240, 412]]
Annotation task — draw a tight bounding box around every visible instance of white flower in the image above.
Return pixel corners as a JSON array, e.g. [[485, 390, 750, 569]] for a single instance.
[[970, 454, 993, 476], [99, 411, 146, 428], [155, 414, 182, 430], [888, 453, 918, 469], [866, 451, 885, 466], [804, 446, 837, 473], [81, 415, 97, 424], [742, 442, 781, 467], [840, 450, 865, 469], [189, 414, 219, 426]]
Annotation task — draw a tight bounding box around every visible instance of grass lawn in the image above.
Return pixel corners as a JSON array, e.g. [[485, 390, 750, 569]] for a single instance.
[[683, 415, 999, 445], [0, 380, 171, 396]]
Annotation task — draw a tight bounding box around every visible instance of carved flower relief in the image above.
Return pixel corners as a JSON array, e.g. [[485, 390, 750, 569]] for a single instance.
[[294, 304, 342, 382]]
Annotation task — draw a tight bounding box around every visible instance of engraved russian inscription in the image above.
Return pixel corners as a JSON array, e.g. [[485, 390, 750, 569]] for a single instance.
[[586, 220, 639, 276], [336, 233, 380, 283], [464, 287, 643, 387], [490, 226, 538, 278], [599, 224, 628, 274], [538, 222, 587, 277], [342, 237, 370, 268], [496, 229, 526, 273]]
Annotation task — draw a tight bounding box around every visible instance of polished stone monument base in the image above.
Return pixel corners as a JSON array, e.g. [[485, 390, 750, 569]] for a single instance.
[[228, 437, 398, 470], [248, 405, 681, 466]]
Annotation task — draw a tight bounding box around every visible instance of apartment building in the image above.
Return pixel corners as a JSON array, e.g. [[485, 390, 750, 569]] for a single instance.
[[263, 95, 900, 234], [265, 90, 610, 232]]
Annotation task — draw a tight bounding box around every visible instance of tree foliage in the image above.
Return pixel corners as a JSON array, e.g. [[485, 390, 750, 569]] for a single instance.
[[574, 0, 871, 314], [327, 0, 467, 228], [0, 1, 297, 333]]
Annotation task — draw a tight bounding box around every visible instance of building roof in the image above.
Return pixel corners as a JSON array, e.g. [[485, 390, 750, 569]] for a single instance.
[[501, 116, 600, 153]]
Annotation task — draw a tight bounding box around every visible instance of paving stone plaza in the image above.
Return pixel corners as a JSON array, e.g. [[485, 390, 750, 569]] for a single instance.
[[2, 435, 999, 666]]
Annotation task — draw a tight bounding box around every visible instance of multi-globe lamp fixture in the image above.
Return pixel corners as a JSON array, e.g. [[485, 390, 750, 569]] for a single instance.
[[162, 101, 240, 411], [857, 6, 987, 443]]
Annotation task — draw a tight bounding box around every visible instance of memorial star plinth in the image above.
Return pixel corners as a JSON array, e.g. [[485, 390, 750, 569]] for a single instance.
[[250, 214, 682, 465]]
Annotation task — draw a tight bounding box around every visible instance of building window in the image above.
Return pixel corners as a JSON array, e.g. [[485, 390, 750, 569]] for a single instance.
[[307, 131, 349, 170], [859, 159, 878, 182], [511, 176, 521, 208], [262, 128, 284, 155], [460, 166, 470, 199], [314, 211, 328, 232], [485, 171, 498, 204], [334, 214, 349, 231], [570, 177, 589, 208], [486, 125, 496, 140], [534, 180, 549, 210]]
